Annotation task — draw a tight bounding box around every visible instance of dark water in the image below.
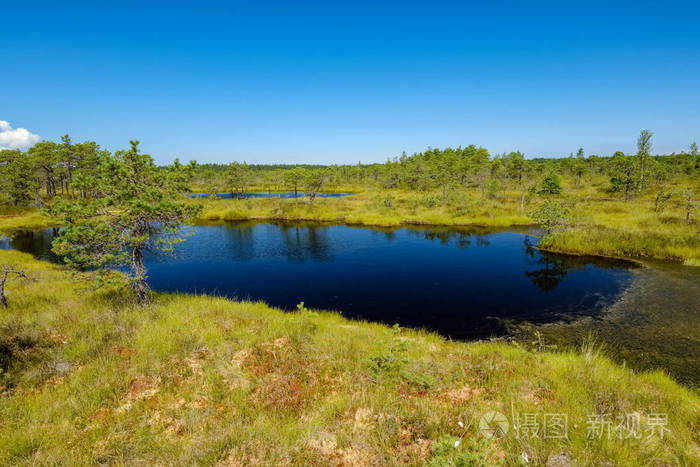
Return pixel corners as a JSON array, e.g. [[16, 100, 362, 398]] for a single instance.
[[188, 192, 353, 199], [0, 222, 634, 339], [514, 261, 700, 386]]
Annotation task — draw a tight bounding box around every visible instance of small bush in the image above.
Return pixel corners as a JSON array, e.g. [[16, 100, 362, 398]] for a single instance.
[[419, 194, 440, 208], [425, 435, 488, 467], [528, 200, 571, 234], [370, 193, 395, 209], [451, 203, 472, 217], [538, 173, 563, 195], [486, 180, 503, 199], [367, 325, 408, 376]]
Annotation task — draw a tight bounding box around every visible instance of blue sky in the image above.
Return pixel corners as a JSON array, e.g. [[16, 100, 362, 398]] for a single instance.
[[2, 1, 699, 164]]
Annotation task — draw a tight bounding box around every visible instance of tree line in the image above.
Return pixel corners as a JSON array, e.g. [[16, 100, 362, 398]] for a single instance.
[[2, 131, 697, 209], [187, 132, 699, 204]]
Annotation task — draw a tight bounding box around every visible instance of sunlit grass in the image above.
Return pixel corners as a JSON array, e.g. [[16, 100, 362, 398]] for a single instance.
[[1, 249, 698, 464], [0, 209, 57, 233], [197, 190, 534, 228]]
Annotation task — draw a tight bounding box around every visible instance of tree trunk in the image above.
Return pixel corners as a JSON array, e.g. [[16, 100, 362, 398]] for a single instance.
[[68, 168, 74, 199], [130, 245, 150, 303], [0, 271, 7, 308], [0, 267, 26, 308]]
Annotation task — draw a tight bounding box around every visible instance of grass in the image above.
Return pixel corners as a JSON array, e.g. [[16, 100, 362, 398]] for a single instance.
[[1, 249, 699, 465], [198, 190, 535, 228], [0, 208, 57, 234], [537, 176, 700, 266]]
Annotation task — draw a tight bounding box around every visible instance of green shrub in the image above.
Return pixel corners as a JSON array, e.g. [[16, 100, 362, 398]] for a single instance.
[[425, 435, 489, 467], [486, 179, 502, 199], [420, 194, 440, 208], [528, 200, 571, 233], [371, 193, 395, 209], [538, 173, 563, 195], [367, 325, 408, 376]]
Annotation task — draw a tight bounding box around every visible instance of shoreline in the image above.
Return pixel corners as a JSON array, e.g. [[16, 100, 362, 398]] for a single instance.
[[2, 208, 696, 266]]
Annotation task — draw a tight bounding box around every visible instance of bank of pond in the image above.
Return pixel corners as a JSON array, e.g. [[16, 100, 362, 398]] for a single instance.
[[188, 191, 354, 199], [2, 221, 698, 386]]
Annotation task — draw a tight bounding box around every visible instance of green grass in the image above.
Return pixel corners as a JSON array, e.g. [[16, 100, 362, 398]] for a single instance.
[[0, 209, 57, 233], [537, 177, 700, 266], [1, 249, 698, 465], [197, 190, 535, 228]]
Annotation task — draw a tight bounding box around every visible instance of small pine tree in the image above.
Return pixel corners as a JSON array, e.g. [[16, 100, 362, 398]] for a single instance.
[[49, 141, 201, 302], [538, 172, 563, 195], [528, 200, 571, 234]]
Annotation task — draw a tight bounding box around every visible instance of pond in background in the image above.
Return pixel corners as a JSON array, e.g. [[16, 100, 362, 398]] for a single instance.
[[187, 192, 353, 199], [1, 222, 634, 339]]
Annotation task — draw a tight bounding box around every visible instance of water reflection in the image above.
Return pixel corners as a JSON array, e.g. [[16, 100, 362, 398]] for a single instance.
[[278, 224, 334, 263], [524, 238, 568, 292], [0, 229, 59, 262], [224, 223, 255, 261], [522, 237, 636, 293], [406, 228, 495, 249]]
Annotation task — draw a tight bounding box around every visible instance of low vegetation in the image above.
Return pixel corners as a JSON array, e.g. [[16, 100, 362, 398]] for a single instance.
[[0, 208, 57, 234], [1, 131, 698, 264], [0, 249, 698, 465], [197, 179, 700, 265]]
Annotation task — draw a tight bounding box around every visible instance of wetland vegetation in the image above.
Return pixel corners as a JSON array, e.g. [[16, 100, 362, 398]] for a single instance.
[[0, 133, 698, 464]]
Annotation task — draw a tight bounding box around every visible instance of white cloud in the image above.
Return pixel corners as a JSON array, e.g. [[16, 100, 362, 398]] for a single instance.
[[0, 120, 40, 150]]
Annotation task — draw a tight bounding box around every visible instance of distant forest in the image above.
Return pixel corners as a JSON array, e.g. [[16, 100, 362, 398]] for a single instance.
[[1, 132, 698, 207]]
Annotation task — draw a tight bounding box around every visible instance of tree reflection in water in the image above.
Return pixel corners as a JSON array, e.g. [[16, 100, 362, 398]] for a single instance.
[[408, 228, 482, 248], [278, 223, 333, 262], [523, 237, 569, 292], [523, 237, 636, 293], [0, 229, 59, 261], [223, 223, 255, 261]]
